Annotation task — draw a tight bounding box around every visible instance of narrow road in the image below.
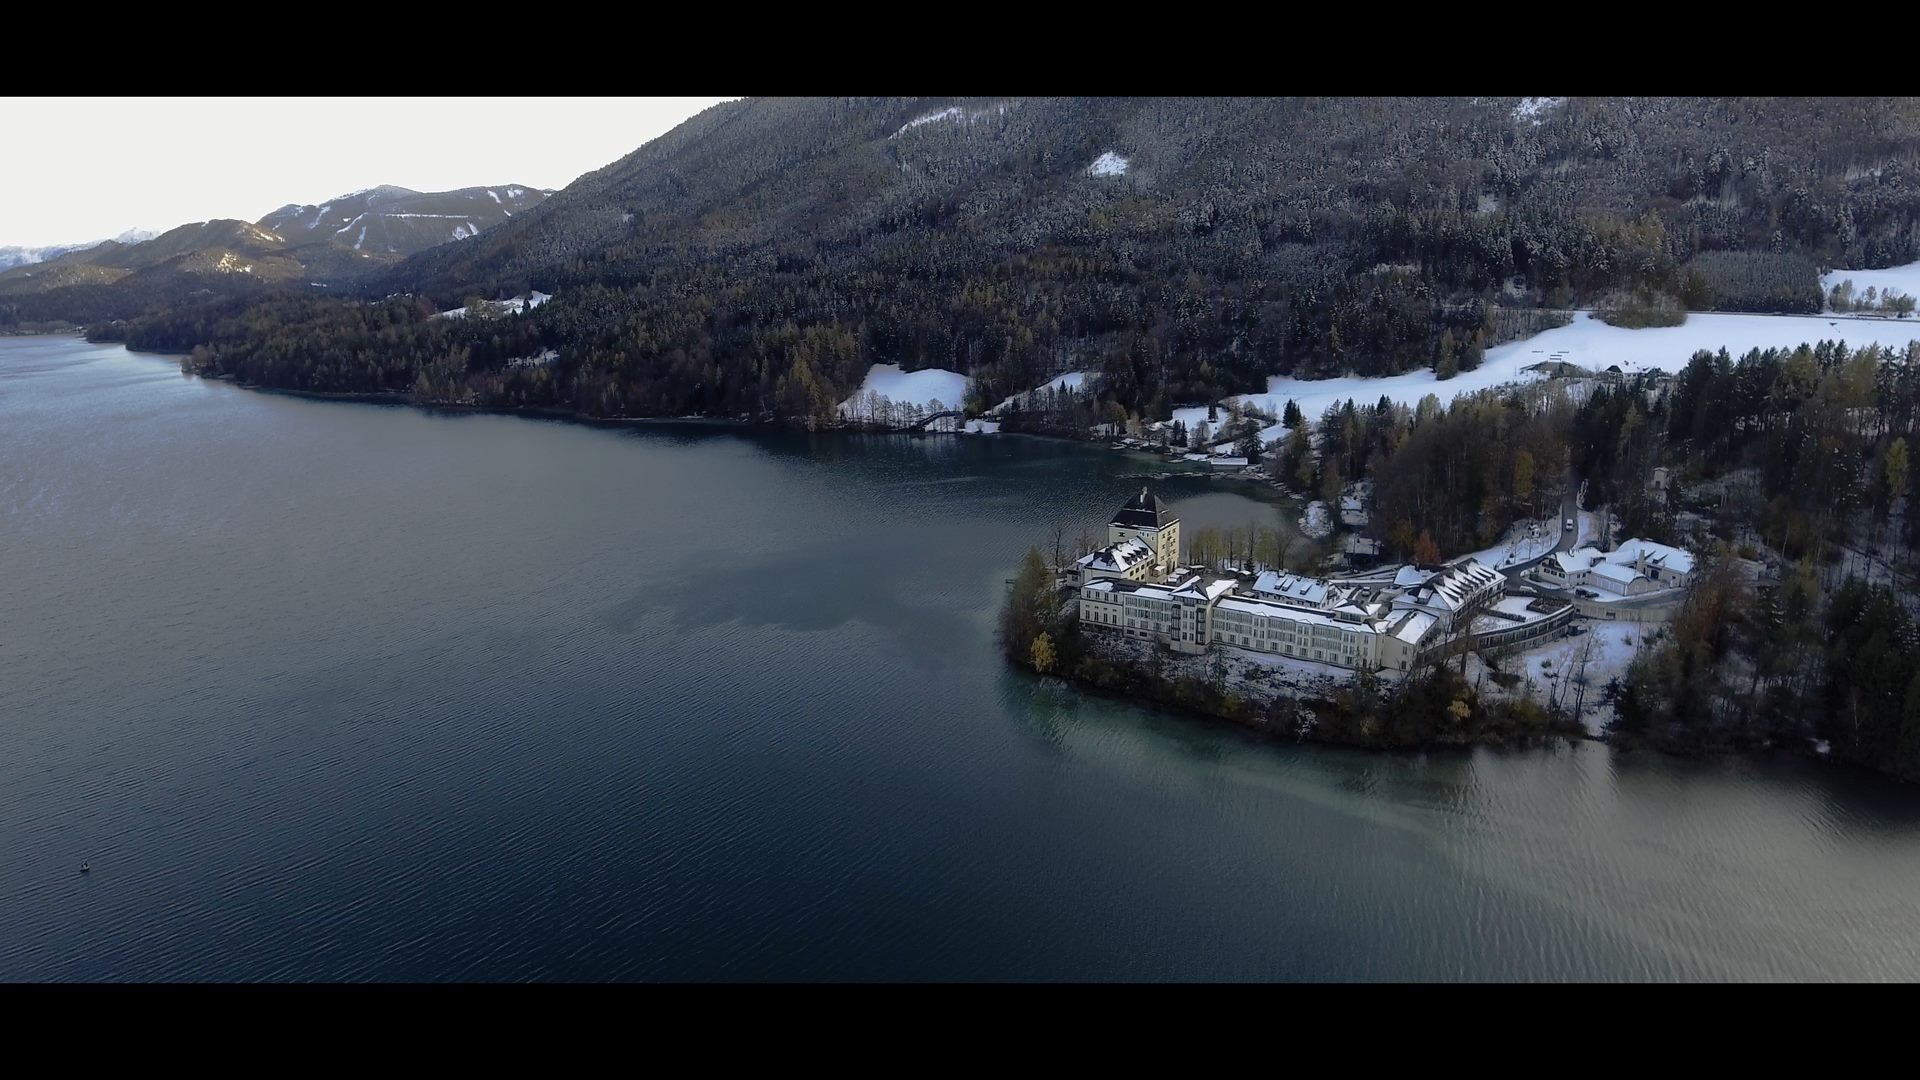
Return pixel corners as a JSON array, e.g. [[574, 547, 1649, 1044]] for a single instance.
[[1554, 471, 1585, 554], [1497, 470, 1585, 583]]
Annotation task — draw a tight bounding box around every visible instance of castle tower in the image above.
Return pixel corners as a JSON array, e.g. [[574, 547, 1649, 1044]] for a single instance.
[[1109, 486, 1180, 578]]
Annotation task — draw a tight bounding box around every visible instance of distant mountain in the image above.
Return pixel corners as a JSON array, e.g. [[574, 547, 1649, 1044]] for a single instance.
[[0, 243, 89, 272], [258, 184, 549, 258], [0, 185, 550, 324], [0, 228, 157, 271], [30, 98, 1920, 423]]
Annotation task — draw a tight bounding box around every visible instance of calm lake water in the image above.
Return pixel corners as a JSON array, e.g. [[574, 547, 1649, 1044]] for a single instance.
[[5, 335, 1920, 982]]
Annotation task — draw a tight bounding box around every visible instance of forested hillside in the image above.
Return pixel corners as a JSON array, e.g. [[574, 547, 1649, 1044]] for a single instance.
[[83, 96, 1920, 424]]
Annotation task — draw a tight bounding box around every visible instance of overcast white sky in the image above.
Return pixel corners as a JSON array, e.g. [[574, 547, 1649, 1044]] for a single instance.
[[3, 97, 738, 247]]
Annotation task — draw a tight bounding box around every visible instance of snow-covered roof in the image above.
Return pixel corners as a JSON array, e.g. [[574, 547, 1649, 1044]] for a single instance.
[[1172, 577, 1238, 602], [1589, 561, 1645, 586], [1546, 551, 1587, 575], [1390, 611, 1438, 644], [1391, 561, 1503, 624], [1393, 564, 1433, 588], [1613, 538, 1695, 575], [1492, 595, 1551, 619], [1076, 536, 1155, 574], [1086, 577, 1183, 602], [1252, 571, 1331, 606], [1214, 594, 1384, 635], [1413, 559, 1503, 610]]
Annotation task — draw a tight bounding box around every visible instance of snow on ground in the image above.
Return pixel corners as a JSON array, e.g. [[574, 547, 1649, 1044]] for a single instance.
[[893, 106, 963, 137], [924, 416, 1002, 434], [1577, 508, 1603, 549], [506, 348, 558, 369], [487, 189, 500, 204], [1089, 151, 1130, 177], [838, 364, 969, 414], [1463, 518, 1557, 569], [991, 371, 1085, 413], [1492, 623, 1659, 734], [1298, 501, 1334, 540], [1169, 310, 1920, 434], [1513, 97, 1565, 124], [1820, 259, 1920, 310], [435, 291, 554, 320]]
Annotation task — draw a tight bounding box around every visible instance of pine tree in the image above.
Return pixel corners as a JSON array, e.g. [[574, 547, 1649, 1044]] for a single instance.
[[1236, 429, 1263, 464], [1435, 329, 1459, 381]]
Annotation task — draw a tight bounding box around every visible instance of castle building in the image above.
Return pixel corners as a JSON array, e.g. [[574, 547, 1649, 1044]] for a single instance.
[[1107, 487, 1180, 577], [1070, 488, 1565, 673]]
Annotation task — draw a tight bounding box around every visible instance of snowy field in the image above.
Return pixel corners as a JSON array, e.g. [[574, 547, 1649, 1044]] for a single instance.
[[436, 291, 552, 319], [990, 371, 1085, 414], [1820, 261, 1920, 309], [1481, 623, 1661, 734], [1168, 309, 1920, 436], [925, 416, 1001, 434], [838, 364, 969, 414]]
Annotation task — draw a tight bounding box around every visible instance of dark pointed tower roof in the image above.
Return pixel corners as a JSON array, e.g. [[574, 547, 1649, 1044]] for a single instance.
[[1111, 486, 1177, 529]]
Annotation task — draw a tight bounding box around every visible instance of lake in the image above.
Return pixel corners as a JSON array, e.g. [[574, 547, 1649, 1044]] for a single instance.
[[5, 335, 1920, 981]]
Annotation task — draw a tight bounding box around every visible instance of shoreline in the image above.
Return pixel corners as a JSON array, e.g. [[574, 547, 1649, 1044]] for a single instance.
[[1014, 647, 1866, 773], [123, 346, 1256, 451], [1016, 647, 1589, 753]]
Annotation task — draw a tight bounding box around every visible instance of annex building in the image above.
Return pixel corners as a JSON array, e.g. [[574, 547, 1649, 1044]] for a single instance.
[[1532, 538, 1696, 597]]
